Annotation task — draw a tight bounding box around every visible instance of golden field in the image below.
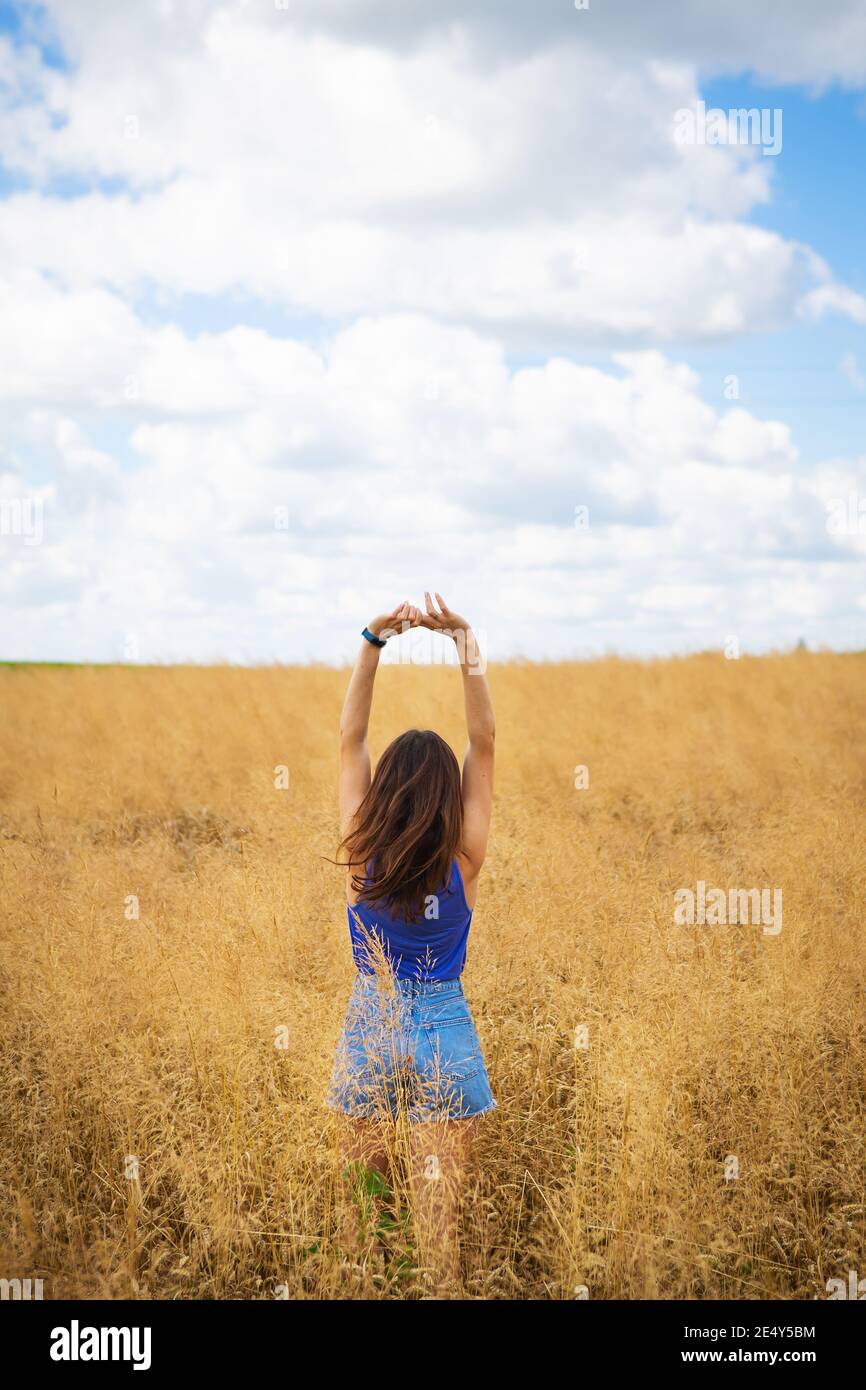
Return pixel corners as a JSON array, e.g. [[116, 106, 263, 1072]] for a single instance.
[[1, 652, 864, 1300]]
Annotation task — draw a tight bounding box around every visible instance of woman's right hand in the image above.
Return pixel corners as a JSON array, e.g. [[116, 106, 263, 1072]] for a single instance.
[[419, 592, 471, 637]]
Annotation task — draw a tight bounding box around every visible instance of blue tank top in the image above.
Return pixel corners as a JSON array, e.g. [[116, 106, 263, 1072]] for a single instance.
[[348, 858, 473, 981]]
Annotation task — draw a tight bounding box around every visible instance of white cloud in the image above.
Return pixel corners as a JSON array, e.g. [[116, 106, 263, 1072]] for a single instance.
[[799, 282, 866, 326], [1, 1, 864, 659], [1, 294, 861, 660], [0, 6, 851, 345], [265, 0, 866, 87], [839, 352, 866, 391]]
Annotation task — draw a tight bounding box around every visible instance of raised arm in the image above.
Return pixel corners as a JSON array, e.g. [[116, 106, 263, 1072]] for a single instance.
[[339, 602, 418, 836], [421, 593, 495, 891]]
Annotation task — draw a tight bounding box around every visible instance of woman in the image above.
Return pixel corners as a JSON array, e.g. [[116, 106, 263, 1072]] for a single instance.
[[328, 592, 496, 1289]]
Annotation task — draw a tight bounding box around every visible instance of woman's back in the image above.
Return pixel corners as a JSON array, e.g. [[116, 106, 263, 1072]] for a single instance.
[[348, 856, 473, 982]]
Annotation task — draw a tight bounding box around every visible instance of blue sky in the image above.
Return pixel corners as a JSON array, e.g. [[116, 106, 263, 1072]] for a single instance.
[[683, 75, 866, 464], [1, 0, 865, 662]]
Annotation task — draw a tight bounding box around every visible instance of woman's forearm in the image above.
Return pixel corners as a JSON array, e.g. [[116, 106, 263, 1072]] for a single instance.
[[339, 639, 382, 745], [339, 604, 419, 746], [458, 628, 495, 746]]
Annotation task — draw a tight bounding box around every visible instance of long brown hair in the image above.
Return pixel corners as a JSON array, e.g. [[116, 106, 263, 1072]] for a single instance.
[[340, 729, 463, 923]]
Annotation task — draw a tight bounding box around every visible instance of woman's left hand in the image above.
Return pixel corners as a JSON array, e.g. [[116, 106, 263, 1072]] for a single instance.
[[367, 601, 422, 639]]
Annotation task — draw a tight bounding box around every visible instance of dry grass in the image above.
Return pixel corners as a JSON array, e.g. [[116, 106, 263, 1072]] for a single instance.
[[1, 652, 864, 1300]]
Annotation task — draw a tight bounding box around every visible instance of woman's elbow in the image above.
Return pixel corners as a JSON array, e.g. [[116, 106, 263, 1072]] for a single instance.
[[339, 726, 366, 750], [471, 727, 495, 754]]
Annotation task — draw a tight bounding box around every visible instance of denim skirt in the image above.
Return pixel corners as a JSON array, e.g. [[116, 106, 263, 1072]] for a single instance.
[[327, 973, 496, 1124]]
